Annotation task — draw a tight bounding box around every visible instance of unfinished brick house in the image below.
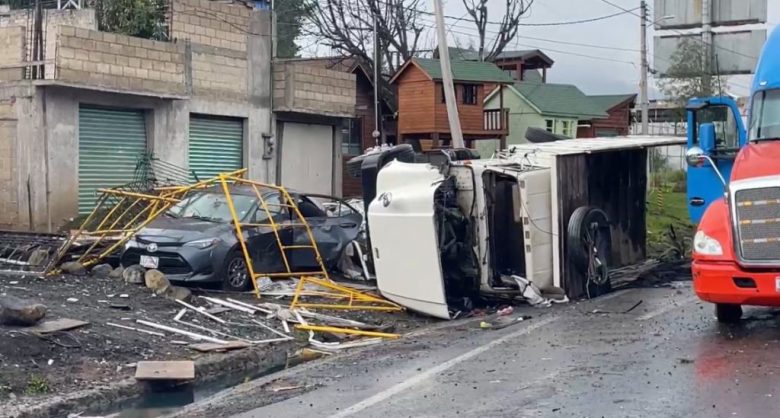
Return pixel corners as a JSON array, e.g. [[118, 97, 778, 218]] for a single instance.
[[0, 0, 355, 230]]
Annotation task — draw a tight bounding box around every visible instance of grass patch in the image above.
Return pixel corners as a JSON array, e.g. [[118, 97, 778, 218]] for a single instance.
[[646, 189, 694, 259], [25, 376, 50, 395]]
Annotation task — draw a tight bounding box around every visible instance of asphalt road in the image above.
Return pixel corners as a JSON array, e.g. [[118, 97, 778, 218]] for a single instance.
[[173, 282, 780, 418]]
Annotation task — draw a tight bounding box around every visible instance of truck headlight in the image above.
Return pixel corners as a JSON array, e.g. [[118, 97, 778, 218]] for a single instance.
[[183, 238, 221, 249], [693, 231, 722, 256]]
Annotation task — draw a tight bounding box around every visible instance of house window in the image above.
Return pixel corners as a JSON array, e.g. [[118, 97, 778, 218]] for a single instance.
[[545, 119, 554, 132], [462, 85, 477, 105], [341, 118, 362, 155], [560, 120, 573, 137]]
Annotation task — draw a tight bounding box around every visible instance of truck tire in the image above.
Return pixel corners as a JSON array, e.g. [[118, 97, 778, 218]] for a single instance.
[[525, 127, 568, 143], [567, 206, 612, 296], [715, 303, 742, 323]]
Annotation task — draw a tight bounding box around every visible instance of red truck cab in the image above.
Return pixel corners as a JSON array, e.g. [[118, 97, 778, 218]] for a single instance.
[[691, 28, 780, 322]]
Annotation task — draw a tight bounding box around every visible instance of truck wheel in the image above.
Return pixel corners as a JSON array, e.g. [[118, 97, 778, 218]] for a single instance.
[[715, 304, 742, 323], [567, 206, 612, 297]]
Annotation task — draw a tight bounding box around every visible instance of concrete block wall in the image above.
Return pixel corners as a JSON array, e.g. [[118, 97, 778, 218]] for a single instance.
[[274, 62, 356, 117], [56, 26, 187, 96], [191, 44, 248, 101], [171, 0, 249, 52], [0, 99, 18, 228], [0, 8, 96, 79], [0, 26, 25, 81]]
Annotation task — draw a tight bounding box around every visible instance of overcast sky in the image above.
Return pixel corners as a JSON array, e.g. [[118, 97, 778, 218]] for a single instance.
[[439, 0, 779, 98]]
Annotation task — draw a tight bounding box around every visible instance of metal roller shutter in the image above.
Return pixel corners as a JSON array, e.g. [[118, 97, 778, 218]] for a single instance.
[[188, 115, 244, 181], [78, 106, 147, 214]]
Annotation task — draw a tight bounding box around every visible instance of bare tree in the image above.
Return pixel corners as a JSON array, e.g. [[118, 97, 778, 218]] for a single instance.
[[304, 0, 427, 75], [462, 0, 533, 61], [657, 37, 727, 108]]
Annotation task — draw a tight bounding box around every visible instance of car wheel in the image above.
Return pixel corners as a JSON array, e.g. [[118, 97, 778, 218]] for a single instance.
[[715, 303, 742, 323], [223, 251, 251, 291]]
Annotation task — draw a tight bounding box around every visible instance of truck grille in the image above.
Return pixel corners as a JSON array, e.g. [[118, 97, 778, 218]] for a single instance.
[[735, 187, 780, 261]]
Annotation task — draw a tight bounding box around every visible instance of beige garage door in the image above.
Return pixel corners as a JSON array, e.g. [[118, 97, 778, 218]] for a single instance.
[[280, 122, 334, 194]]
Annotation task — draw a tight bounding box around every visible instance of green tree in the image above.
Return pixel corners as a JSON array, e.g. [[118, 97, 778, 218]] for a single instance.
[[275, 0, 305, 58], [657, 37, 727, 107], [95, 0, 167, 40]]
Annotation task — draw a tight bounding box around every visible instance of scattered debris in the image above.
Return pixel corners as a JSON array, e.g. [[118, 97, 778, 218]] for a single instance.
[[136, 319, 228, 344], [294, 324, 400, 339], [66, 298, 79, 303], [0, 295, 47, 326], [162, 285, 192, 302], [270, 384, 303, 392], [188, 341, 250, 353], [174, 299, 227, 324], [290, 277, 403, 312], [108, 303, 132, 311], [106, 322, 165, 337], [201, 296, 257, 314], [135, 361, 195, 381], [26, 318, 89, 334]]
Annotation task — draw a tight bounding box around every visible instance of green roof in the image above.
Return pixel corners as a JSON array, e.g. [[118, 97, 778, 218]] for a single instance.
[[511, 82, 609, 119], [587, 94, 636, 113], [410, 58, 514, 84]]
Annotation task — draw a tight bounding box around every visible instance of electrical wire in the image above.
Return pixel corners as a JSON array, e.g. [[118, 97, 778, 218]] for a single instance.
[[598, 0, 759, 60]]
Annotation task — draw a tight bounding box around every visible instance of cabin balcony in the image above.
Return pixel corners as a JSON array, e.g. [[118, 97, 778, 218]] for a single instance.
[[481, 108, 509, 135]]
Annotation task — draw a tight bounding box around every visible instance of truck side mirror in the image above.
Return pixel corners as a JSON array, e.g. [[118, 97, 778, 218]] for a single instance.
[[686, 145, 727, 188], [699, 122, 716, 154]]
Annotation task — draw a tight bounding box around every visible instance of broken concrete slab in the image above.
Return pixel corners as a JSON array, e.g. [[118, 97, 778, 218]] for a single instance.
[[123, 265, 145, 285], [135, 360, 195, 381], [0, 295, 47, 326], [26, 318, 89, 334]]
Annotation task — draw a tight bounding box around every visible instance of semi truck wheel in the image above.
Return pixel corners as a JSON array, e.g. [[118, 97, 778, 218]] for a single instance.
[[715, 303, 742, 323]]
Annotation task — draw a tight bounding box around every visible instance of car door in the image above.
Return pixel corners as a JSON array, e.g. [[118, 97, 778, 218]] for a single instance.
[[686, 97, 746, 223], [243, 190, 291, 274], [288, 194, 362, 271]]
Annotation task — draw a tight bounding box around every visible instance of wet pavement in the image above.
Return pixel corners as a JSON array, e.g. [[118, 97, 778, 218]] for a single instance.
[[169, 283, 780, 418]]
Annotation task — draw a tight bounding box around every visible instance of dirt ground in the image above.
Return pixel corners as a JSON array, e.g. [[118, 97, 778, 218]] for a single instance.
[[0, 271, 432, 416]]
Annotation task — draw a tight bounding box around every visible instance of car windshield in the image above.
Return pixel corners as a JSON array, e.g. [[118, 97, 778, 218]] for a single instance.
[[168, 191, 256, 222], [750, 89, 780, 141]]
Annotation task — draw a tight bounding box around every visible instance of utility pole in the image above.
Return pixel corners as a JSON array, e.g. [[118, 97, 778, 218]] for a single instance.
[[701, 0, 713, 94], [372, 14, 382, 146], [433, 0, 464, 148], [639, 0, 649, 135]]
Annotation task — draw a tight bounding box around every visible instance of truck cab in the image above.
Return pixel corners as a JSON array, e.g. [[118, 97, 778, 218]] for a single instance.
[[685, 96, 746, 223], [690, 27, 780, 322]]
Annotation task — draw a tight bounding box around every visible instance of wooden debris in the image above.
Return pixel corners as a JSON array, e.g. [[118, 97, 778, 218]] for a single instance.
[[135, 361, 194, 381], [270, 385, 303, 392], [27, 318, 89, 334], [188, 341, 250, 353]]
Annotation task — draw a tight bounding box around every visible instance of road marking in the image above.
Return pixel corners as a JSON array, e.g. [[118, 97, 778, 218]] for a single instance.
[[636, 295, 698, 321], [327, 315, 558, 418]]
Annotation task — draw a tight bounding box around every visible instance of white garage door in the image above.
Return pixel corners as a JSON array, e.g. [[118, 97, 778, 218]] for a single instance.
[[280, 122, 334, 194]]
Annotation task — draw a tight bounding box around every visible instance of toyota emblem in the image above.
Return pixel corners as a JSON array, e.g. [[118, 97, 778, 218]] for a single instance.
[[146, 243, 158, 253]]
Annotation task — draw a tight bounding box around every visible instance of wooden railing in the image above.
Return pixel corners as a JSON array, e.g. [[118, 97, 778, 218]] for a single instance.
[[483, 108, 509, 132]]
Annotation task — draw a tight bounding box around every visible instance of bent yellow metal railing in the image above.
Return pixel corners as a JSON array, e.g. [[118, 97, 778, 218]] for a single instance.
[[218, 175, 330, 298]]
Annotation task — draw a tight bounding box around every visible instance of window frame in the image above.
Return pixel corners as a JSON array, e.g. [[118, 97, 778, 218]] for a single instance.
[[462, 84, 478, 105]]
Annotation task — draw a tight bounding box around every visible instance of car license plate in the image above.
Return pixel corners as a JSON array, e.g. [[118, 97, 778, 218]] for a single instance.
[[140, 255, 159, 269]]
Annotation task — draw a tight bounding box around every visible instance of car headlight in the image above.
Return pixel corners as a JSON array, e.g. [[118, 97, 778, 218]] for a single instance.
[[183, 238, 221, 249], [125, 239, 139, 249], [693, 231, 723, 256]]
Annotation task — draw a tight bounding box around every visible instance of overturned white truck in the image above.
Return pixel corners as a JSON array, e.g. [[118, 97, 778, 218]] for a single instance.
[[354, 137, 684, 319]]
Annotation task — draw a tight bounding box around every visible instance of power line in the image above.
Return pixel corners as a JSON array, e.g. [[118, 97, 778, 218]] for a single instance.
[[514, 34, 640, 52]]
